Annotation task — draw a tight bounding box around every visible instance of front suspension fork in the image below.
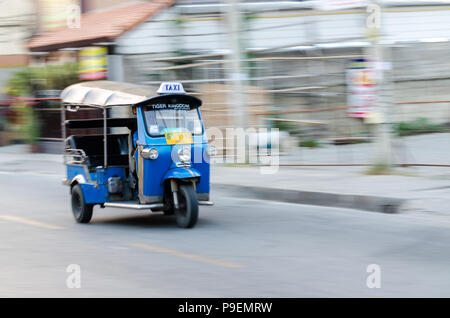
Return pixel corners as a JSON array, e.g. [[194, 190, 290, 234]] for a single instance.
[[170, 179, 180, 210], [170, 179, 196, 210]]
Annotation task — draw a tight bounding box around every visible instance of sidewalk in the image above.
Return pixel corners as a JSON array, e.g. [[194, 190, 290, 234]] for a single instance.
[[211, 133, 450, 214], [212, 165, 450, 215], [1, 141, 450, 216]]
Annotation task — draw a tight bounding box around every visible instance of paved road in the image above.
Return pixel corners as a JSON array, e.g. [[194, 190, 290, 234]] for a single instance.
[[2, 172, 450, 297]]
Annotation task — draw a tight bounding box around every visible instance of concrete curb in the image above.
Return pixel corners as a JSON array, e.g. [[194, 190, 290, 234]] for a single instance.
[[212, 183, 406, 213]]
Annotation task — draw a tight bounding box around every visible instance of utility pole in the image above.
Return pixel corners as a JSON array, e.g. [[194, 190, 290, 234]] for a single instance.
[[225, 0, 247, 130], [366, 0, 394, 169]]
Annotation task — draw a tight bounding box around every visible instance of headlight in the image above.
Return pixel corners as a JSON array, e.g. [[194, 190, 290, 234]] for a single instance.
[[206, 145, 217, 156], [142, 148, 158, 160], [178, 146, 191, 163]]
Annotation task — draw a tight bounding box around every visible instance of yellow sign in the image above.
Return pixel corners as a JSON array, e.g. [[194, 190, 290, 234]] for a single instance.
[[79, 47, 108, 80], [165, 132, 193, 145]]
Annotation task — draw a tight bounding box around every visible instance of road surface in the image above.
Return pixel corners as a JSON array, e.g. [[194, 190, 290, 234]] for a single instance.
[[1, 171, 450, 297]]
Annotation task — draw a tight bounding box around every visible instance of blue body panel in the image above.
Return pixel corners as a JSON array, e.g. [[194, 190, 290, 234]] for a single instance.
[[66, 165, 127, 204], [79, 183, 109, 204]]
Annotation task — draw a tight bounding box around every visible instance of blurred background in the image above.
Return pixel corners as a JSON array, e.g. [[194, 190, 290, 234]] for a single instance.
[[4, 0, 450, 298], [1, 0, 450, 167]]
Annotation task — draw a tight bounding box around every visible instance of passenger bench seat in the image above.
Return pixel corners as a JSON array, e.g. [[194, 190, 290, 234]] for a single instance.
[[66, 134, 129, 167]]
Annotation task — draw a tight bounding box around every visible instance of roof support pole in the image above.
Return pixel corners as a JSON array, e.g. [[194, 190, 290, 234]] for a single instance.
[[103, 108, 108, 167], [61, 104, 66, 143]]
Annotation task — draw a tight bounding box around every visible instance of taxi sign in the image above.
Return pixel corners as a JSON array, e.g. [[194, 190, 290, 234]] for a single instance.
[[157, 82, 186, 95], [165, 132, 193, 145]]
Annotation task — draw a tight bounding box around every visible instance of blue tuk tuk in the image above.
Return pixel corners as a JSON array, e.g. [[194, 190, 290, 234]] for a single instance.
[[61, 81, 213, 228]]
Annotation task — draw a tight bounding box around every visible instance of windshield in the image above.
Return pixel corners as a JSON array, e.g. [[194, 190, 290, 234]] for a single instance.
[[143, 108, 203, 136]]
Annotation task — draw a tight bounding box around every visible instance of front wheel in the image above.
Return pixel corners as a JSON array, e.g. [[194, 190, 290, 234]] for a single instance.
[[71, 184, 93, 223], [175, 184, 199, 228]]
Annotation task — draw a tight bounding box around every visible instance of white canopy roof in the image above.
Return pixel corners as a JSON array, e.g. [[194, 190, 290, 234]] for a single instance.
[[60, 81, 158, 108]]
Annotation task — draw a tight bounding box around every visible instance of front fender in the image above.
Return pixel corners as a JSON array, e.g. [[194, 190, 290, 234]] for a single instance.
[[70, 174, 87, 187], [161, 167, 201, 185]]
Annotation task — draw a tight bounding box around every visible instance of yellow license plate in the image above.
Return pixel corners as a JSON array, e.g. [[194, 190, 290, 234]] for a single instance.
[[165, 132, 193, 145]]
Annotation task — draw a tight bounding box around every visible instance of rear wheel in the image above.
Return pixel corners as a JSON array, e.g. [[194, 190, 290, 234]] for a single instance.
[[71, 184, 93, 223], [175, 184, 199, 228]]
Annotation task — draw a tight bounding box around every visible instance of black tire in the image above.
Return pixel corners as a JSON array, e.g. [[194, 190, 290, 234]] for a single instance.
[[71, 184, 93, 223], [175, 184, 199, 228]]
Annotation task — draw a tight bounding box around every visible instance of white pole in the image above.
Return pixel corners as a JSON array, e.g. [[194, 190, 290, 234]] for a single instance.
[[366, 0, 393, 169], [225, 0, 247, 130]]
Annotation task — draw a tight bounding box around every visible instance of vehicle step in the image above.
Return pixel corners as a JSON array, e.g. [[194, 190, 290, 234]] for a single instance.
[[104, 201, 164, 210], [198, 201, 214, 206]]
